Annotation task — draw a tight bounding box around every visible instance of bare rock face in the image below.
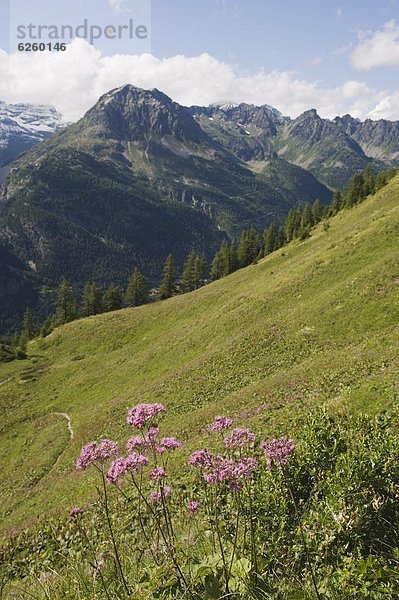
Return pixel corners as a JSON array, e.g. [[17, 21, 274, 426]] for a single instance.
[[334, 115, 399, 163]]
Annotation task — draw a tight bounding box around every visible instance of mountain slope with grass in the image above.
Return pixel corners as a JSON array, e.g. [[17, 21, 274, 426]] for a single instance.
[[0, 173, 398, 535], [0, 86, 333, 333]]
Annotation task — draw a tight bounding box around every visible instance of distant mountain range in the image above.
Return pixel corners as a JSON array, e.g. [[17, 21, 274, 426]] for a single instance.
[[190, 104, 399, 189], [0, 85, 398, 333], [0, 101, 64, 168]]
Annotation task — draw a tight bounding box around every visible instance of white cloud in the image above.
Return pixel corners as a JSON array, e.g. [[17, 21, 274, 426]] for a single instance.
[[333, 43, 352, 56], [0, 39, 395, 121], [336, 7, 343, 18], [310, 56, 322, 66], [351, 20, 399, 69], [367, 91, 399, 120]]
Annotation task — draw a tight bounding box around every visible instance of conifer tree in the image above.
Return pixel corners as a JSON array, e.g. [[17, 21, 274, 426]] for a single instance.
[[330, 190, 343, 215], [82, 282, 103, 317], [228, 240, 238, 273], [276, 227, 286, 249], [284, 209, 295, 241], [18, 333, 28, 352], [284, 208, 302, 241], [375, 171, 388, 191], [237, 231, 250, 267], [159, 254, 177, 299], [22, 307, 35, 340], [55, 278, 76, 325], [211, 240, 230, 280], [263, 222, 277, 256], [181, 252, 206, 292], [238, 229, 261, 267], [312, 199, 323, 224], [363, 164, 376, 197], [344, 172, 365, 207], [194, 254, 207, 287], [103, 285, 123, 312], [249, 228, 262, 263], [181, 252, 198, 293], [40, 317, 53, 338], [301, 203, 314, 229], [125, 268, 149, 307]]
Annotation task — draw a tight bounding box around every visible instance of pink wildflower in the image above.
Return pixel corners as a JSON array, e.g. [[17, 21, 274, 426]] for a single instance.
[[224, 428, 257, 449], [70, 507, 84, 517], [187, 501, 200, 514], [127, 403, 166, 429], [147, 426, 160, 440], [202, 456, 257, 489], [209, 415, 234, 432], [150, 486, 172, 503], [202, 456, 234, 486], [234, 457, 257, 479], [149, 466, 167, 480], [106, 452, 149, 484], [106, 457, 126, 484], [126, 436, 148, 452], [126, 427, 160, 453], [188, 449, 213, 469], [76, 439, 119, 470], [156, 436, 181, 454], [124, 452, 149, 472], [203, 470, 220, 485], [229, 479, 243, 492], [261, 437, 296, 470]]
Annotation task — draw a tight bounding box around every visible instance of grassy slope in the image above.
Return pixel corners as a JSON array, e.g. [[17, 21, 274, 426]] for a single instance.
[[1, 175, 399, 534]]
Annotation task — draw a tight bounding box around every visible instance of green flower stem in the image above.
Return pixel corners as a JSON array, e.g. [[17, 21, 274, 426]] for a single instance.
[[99, 467, 130, 597], [281, 467, 321, 600], [214, 488, 230, 594]]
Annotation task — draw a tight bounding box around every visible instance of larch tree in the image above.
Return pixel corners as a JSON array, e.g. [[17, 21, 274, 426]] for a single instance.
[[125, 268, 149, 307], [159, 254, 177, 299]]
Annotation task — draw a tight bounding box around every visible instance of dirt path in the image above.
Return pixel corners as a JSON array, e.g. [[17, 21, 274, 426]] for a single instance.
[[54, 412, 74, 440], [49, 412, 74, 473]]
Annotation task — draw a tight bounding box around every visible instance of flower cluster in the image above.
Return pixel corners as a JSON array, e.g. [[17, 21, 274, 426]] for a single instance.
[[149, 466, 167, 480], [127, 403, 166, 429], [106, 452, 149, 484], [188, 449, 213, 469], [76, 439, 119, 470], [234, 457, 258, 479], [157, 436, 181, 454], [224, 428, 257, 449], [150, 486, 172, 503], [126, 435, 149, 452], [209, 415, 234, 432], [190, 451, 257, 491], [187, 501, 200, 514], [127, 430, 181, 456], [70, 507, 84, 517], [261, 436, 296, 470]]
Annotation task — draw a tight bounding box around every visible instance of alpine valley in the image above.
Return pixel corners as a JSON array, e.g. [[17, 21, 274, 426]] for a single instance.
[[0, 84, 399, 332]]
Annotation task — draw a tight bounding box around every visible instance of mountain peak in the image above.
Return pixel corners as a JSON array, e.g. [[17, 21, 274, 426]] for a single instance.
[[298, 108, 320, 121], [85, 84, 206, 143]]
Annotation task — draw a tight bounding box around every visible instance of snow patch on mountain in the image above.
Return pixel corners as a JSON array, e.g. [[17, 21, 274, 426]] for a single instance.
[[0, 101, 64, 164]]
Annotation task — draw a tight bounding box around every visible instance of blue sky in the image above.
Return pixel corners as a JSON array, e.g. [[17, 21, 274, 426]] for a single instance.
[[0, 0, 399, 121], [152, 0, 398, 90]]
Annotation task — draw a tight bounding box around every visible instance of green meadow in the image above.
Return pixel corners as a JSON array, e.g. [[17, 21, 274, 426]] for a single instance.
[[1, 173, 398, 536]]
